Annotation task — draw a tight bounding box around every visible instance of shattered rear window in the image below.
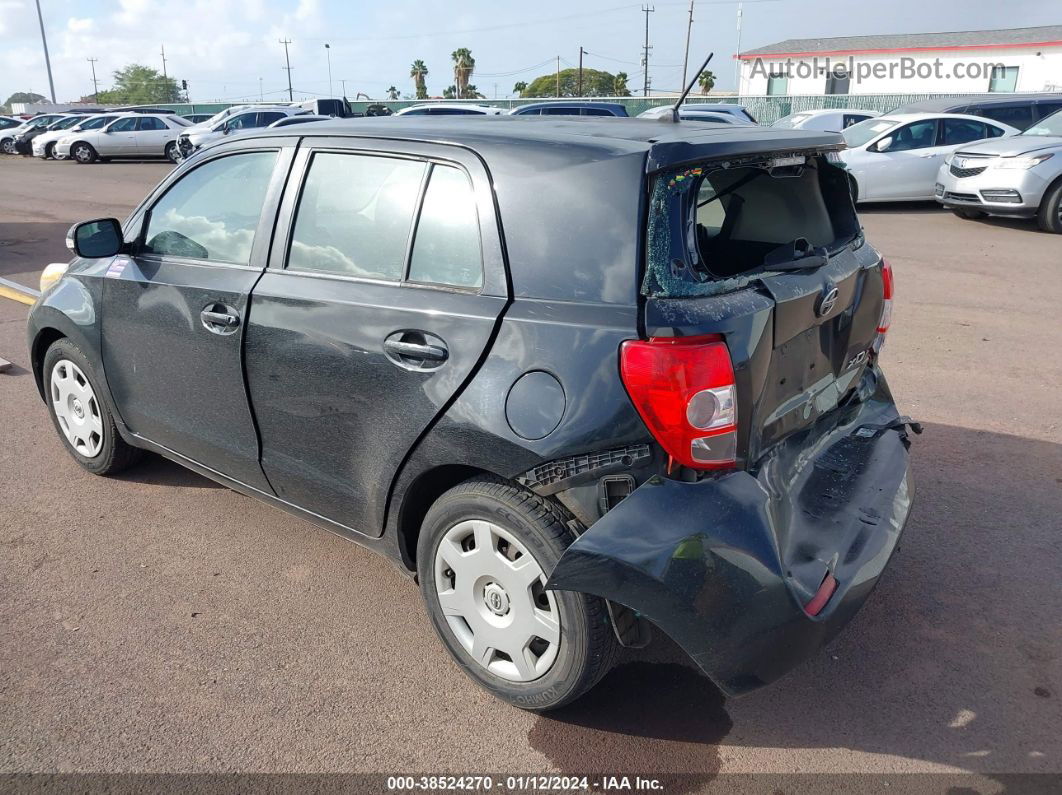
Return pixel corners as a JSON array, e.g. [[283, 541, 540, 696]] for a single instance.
[[643, 151, 859, 297]]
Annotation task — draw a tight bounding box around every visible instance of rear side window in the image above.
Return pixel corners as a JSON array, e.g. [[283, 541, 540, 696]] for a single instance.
[[288, 153, 425, 280], [258, 112, 285, 126], [976, 104, 1032, 129], [408, 164, 482, 289], [137, 117, 165, 131], [942, 118, 988, 145], [142, 151, 278, 264]]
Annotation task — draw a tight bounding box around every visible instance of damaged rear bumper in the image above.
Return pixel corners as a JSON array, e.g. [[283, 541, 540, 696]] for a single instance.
[[546, 372, 914, 696]]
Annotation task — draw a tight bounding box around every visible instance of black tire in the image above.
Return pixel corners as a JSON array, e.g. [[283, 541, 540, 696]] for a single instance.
[[952, 208, 986, 219], [71, 142, 98, 164], [0, 137, 14, 155], [417, 477, 617, 711], [42, 338, 142, 476], [848, 175, 859, 203], [1036, 180, 1062, 234], [164, 141, 181, 164], [43, 142, 55, 159]]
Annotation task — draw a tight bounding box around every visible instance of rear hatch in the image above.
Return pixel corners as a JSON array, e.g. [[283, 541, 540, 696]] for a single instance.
[[638, 146, 889, 469]]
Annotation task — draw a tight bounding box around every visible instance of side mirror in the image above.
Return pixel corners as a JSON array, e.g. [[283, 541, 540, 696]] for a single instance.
[[873, 136, 894, 153], [222, 126, 232, 135], [66, 218, 124, 258]]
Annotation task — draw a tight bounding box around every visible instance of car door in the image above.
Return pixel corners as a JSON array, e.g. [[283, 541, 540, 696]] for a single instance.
[[101, 141, 297, 489], [99, 116, 139, 155], [133, 116, 168, 156], [867, 118, 943, 200], [243, 139, 508, 537]]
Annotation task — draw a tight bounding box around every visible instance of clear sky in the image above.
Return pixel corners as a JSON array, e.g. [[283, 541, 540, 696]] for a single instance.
[[1, 0, 1059, 104]]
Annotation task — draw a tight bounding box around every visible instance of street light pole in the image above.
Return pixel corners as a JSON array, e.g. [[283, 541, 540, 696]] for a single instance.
[[324, 43, 333, 98], [33, 0, 56, 103]]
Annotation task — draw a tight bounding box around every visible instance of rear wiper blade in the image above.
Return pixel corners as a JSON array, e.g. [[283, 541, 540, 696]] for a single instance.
[[756, 237, 828, 273]]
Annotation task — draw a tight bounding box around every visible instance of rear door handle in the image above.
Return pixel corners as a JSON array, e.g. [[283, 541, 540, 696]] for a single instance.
[[200, 304, 241, 334], [383, 331, 449, 370], [384, 339, 447, 360]]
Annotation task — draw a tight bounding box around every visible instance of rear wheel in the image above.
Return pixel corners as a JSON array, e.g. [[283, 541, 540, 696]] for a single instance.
[[1036, 181, 1062, 234], [952, 208, 986, 219], [165, 141, 180, 164], [71, 142, 98, 164], [43, 339, 141, 475], [417, 477, 617, 711]]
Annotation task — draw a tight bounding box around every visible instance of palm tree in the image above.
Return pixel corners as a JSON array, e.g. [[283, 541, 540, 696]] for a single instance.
[[613, 72, 629, 96], [698, 69, 716, 95], [410, 60, 429, 100], [386, 86, 399, 100], [513, 81, 527, 97], [451, 48, 475, 99]]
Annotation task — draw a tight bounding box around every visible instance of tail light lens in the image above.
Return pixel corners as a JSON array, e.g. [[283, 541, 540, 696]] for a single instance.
[[874, 259, 893, 352], [620, 335, 737, 470]]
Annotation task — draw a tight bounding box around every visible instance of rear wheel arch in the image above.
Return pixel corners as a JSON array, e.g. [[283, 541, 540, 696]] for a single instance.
[[396, 464, 499, 571]]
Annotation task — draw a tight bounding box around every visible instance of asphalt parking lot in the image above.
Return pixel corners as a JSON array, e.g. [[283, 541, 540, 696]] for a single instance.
[[1, 156, 1060, 788]]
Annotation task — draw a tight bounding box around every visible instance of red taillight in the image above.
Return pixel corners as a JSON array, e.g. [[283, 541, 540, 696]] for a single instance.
[[804, 573, 837, 617], [874, 259, 893, 351], [620, 335, 737, 470]]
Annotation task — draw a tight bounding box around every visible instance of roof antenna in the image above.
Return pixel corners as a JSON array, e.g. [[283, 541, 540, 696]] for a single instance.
[[668, 52, 713, 122]]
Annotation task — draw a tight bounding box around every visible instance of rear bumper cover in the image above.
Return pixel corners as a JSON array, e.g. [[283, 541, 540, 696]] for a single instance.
[[546, 371, 914, 696]]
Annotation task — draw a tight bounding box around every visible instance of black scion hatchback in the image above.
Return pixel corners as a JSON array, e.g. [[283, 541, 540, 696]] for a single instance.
[[28, 116, 916, 710]]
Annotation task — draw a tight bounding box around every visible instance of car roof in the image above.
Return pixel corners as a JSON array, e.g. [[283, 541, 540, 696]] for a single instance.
[[786, 109, 879, 117], [515, 101, 627, 110], [873, 111, 1016, 125], [892, 93, 1062, 113], [397, 104, 502, 113], [233, 114, 844, 172]]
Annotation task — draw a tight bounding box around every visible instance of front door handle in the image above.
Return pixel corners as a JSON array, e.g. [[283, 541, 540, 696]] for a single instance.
[[200, 304, 241, 334], [383, 331, 449, 370]]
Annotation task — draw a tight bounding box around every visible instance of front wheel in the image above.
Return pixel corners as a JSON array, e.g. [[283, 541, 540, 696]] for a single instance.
[[417, 477, 617, 711], [1037, 181, 1062, 234], [71, 142, 98, 164], [0, 137, 15, 155], [43, 339, 141, 475]]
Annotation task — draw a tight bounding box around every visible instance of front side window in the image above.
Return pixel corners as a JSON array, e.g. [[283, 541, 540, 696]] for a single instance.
[[882, 120, 937, 151], [988, 66, 1018, 93], [142, 151, 278, 264], [288, 153, 424, 280], [78, 116, 114, 131], [224, 113, 255, 131], [107, 117, 138, 133], [408, 165, 482, 289]]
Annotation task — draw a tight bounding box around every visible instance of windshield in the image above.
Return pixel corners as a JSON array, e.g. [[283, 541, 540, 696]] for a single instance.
[[50, 117, 82, 131], [1022, 110, 1062, 137], [843, 119, 898, 148], [772, 113, 812, 129]]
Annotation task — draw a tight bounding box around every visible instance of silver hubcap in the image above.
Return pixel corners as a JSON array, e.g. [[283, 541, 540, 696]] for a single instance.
[[75, 145, 91, 162], [50, 359, 104, 458], [434, 519, 560, 682]]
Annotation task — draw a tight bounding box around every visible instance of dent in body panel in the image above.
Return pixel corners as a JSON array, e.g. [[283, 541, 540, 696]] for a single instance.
[[547, 370, 913, 695]]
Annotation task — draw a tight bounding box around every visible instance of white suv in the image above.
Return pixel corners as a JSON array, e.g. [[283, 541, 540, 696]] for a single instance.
[[56, 113, 191, 164], [177, 107, 306, 159]]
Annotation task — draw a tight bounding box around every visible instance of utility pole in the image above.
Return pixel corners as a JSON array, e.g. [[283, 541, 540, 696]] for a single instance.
[[87, 58, 99, 104], [324, 43, 333, 98], [160, 44, 168, 78], [340, 78, 347, 98], [734, 1, 744, 94], [641, 5, 654, 98], [279, 39, 294, 101], [577, 47, 584, 97], [33, 0, 56, 103], [556, 55, 560, 97], [681, 0, 694, 91], [259, 77, 263, 101]]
